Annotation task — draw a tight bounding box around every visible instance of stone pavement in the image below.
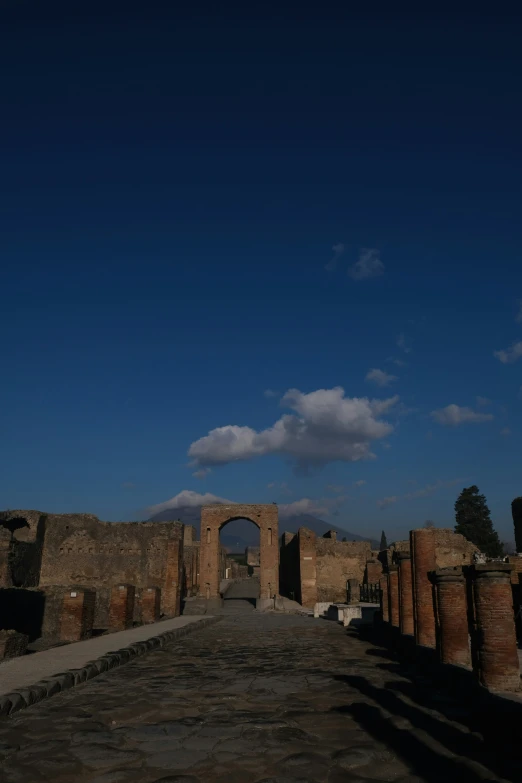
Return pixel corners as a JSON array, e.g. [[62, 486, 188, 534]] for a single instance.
[[0, 616, 213, 696], [1, 613, 522, 783]]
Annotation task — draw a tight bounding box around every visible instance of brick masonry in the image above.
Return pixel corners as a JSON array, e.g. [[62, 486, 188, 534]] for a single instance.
[[411, 528, 437, 648], [472, 564, 520, 691], [388, 566, 400, 628], [365, 559, 382, 584], [59, 588, 96, 642], [380, 574, 390, 622], [397, 552, 414, 636], [141, 587, 161, 624], [434, 567, 471, 668], [109, 584, 135, 631], [198, 504, 279, 600]]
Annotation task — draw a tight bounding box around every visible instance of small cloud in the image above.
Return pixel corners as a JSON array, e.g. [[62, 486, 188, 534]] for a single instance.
[[516, 300, 522, 323], [396, 333, 412, 354], [366, 368, 398, 387], [325, 242, 345, 272], [500, 427, 511, 436], [494, 341, 522, 364], [192, 468, 211, 479], [264, 389, 279, 398], [387, 357, 407, 367], [121, 482, 135, 489], [476, 396, 491, 407], [377, 496, 398, 509], [430, 404, 494, 426], [381, 442, 392, 449], [279, 496, 346, 519], [353, 479, 366, 487], [348, 248, 384, 280], [326, 484, 346, 494]]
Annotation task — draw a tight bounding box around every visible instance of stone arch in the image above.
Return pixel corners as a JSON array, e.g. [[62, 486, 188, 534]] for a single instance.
[[198, 504, 279, 600]]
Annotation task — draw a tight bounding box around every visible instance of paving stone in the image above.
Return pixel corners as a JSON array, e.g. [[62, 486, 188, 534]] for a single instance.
[[146, 749, 208, 769], [71, 743, 142, 769]]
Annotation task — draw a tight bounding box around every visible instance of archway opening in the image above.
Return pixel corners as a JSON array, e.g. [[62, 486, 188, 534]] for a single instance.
[[220, 517, 260, 605]]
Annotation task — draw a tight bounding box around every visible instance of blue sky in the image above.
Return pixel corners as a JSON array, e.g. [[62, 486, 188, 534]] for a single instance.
[[2, 5, 522, 542]]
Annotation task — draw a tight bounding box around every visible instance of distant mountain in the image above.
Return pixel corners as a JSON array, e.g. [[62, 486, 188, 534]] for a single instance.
[[149, 505, 379, 551]]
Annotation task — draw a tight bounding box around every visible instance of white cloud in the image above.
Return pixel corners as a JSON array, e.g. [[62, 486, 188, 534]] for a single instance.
[[500, 427, 511, 436], [387, 357, 407, 367], [148, 490, 233, 515], [353, 479, 366, 487], [430, 404, 494, 426], [377, 477, 465, 509], [348, 248, 384, 280], [516, 300, 522, 323], [396, 333, 411, 353], [377, 496, 398, 509], [326, 484, 346, 493], [366, 368, 398, 387], [325, 242, 345, 272], [192, 468, 211, 479], [476, 396, 491, 407], [188, 387, 399, 471], [494, 341, 522, 364], [279, 496, 346, 519], [264, 389, 279, 398]]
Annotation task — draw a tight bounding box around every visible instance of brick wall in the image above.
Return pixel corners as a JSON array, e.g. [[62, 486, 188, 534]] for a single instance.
[[315, 538, 372, 603]]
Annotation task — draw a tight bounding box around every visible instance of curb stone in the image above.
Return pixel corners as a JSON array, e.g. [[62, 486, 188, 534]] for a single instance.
[[0, 615, 223, 718]]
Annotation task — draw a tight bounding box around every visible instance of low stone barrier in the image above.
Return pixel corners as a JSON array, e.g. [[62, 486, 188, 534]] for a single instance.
[[0, 615, 223, 718]]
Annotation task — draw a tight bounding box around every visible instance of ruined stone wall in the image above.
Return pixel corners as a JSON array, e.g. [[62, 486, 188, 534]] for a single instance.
[[38, 513, 184, 625], [0, 510, 47, 588], [183, 526, 200, 597], [279, 532, 299, 599], [433, 528, 478, 567], [315, 538, 372, 603]]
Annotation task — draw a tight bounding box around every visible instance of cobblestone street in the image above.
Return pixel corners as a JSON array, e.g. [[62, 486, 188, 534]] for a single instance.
[[1, 613, 521, 783]]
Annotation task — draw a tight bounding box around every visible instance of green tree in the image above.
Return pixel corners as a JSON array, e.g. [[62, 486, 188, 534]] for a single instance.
[[380, 530, 388, 550], [511, 497, 522, 552], [455, 485, 503, 558]]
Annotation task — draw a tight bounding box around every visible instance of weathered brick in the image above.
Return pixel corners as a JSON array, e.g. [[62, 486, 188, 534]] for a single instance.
[[379, 574, 390, 622], [410, 528, 437, 648], [60, 588, 96, 642], [108, 584, 135, 631], [0, 629, 29, 660], [397, 552, 414, 636], [472, 564, 520, 691], [434, 567, 471, 668], [388, 565, 400, 628], [141, 586, 161, 624]]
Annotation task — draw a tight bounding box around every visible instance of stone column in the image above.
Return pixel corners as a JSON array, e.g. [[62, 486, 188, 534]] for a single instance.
[[109, 584, 135, 631], [410, 528, 437, 648], [163, 538, 183, 617], [397, 552, 414, 636], [472, 564, 520, 691], [434, 567, 471, 668], [141, 587, 161, 624], [389, 565, 400, 628], [380, 574, 390, 622], [60, 588, 96, 641], [298, 528, 317, 608]]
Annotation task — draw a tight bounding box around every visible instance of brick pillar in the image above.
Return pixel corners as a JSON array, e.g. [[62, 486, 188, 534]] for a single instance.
[[0, 533, 12, 588], [380, 574, 390, 622], [60, 588, 96, 642], [389, 565, 400, 628], [397, 552, 414, 636], [163, 537, 183, 617], [298, 528, 317, 608], [109, 584, 135, 631], [410, 528, 437, 648], [472, 564, 520, 691], [141, 587, 161, 624], [434, 567, 471, 668]]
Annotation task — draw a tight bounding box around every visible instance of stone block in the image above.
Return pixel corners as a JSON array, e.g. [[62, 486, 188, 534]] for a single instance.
[[313, 602, 332, 618], [0, 629, 29, 660], [342, 606, 363, 626]]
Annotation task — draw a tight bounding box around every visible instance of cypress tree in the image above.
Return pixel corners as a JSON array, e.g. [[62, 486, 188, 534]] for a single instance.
[[511, 497, 522, 552], [454, 485, 503, 558], [380, 530, 388, 550]]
